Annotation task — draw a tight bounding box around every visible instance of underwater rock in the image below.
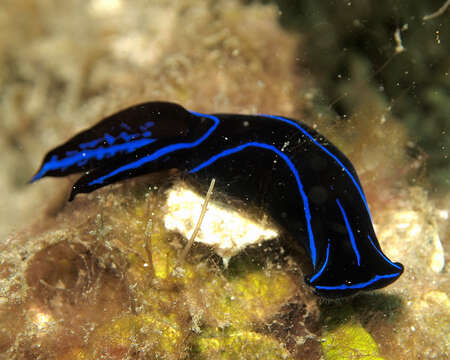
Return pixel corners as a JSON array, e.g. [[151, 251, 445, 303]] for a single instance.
[[2, 176, 447, 359], [319, 186, 449, 359], [0, 181, 320, 359]]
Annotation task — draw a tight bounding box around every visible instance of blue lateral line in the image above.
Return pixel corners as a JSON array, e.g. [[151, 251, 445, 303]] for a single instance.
[[309, 241, 330, 283], [314, 272, 401, 290], [368, 234, 402, 270], [31, 138, 156, 182], [189, 142, 317, 268], [336, 198, 361, 266], [88, 112, 220, 186], [260, 114, 373, 222]]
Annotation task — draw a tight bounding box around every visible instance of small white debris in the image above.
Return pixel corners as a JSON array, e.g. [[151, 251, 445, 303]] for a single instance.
[[394, 25, 408, 54], [430, 232, 445, 273], [437, 209, 448, 220], [281, 141, 290, 152]]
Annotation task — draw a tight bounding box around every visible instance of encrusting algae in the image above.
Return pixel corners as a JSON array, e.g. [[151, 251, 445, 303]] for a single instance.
[[0, 181, 320, 359], [195, 328, 293, 360], [322, 322, 385, 360], [3, 176, 446, 359]]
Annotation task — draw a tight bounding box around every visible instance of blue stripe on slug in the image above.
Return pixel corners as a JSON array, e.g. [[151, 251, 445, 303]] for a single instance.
[[31, 138, 156, 182], [314, 272, 402, 291], [260, 114, 373, 222], [189, 141, 317, 268], [368, 234, 403, 270], [88, 112, 220, 186], [336, 198, 360, 266], [309, 241, 331, 283]]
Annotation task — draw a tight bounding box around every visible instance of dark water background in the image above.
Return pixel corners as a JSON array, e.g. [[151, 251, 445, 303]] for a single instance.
[[250, 0, 449, 192]]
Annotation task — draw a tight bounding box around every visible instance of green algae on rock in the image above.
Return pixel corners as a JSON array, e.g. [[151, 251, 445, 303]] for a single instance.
[[322, 322, 385, 360], [0, 181, 319, 359], [187, 261, 298, 329], [195, 328, 293, 360], [88, 313, 186, 359]]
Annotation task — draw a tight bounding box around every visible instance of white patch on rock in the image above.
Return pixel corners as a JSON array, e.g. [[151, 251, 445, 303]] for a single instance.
[[163, 183, 279, 259], [89, 0, 123, 15]]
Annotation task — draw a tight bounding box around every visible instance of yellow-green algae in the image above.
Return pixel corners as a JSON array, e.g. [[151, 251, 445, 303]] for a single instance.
[[60, 313, 184, 359], [81, 188, 302, 358], [195, 328, 293, 360], [197, 265, 298, 329], [111, 189, 299, 329], [89, 313, 184, 359], [322, 322, 385, 360], [0, 183, 313, 358]]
